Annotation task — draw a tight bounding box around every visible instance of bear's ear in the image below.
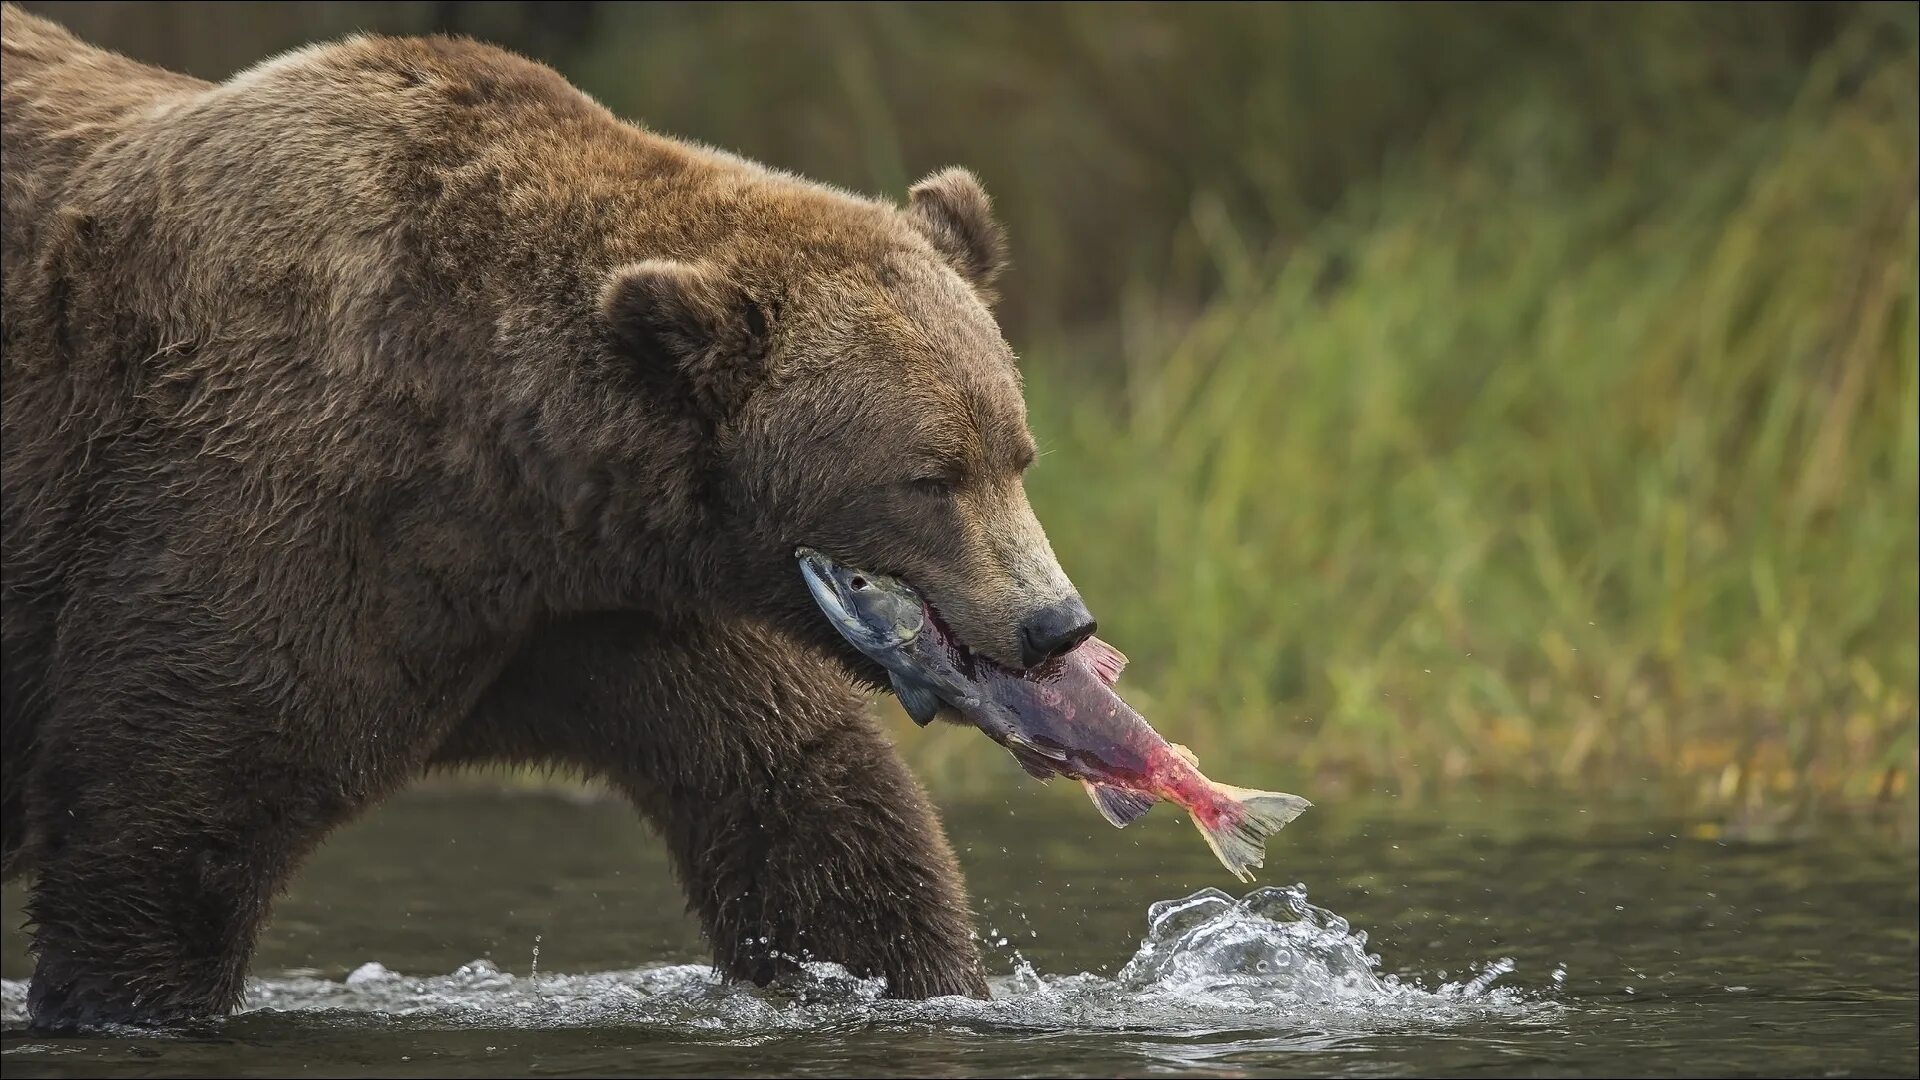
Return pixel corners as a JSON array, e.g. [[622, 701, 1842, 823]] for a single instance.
[[907, 167, 1006, 297], [598, 259, 773, 414]]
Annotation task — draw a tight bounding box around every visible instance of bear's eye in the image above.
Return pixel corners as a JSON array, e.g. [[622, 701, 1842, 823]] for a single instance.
[[905, 475, 958, 497]]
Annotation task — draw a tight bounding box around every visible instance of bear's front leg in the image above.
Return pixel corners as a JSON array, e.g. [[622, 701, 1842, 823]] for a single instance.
[[454, 612, 990, 999], [633, 707, 989, 1001]]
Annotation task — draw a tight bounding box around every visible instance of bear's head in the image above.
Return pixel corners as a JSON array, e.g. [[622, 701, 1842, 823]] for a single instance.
[[595, 168, 1093, 673]]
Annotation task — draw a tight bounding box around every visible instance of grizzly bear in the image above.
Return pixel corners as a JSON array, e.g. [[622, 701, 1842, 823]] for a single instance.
[[0, 5, 1097, 1029]]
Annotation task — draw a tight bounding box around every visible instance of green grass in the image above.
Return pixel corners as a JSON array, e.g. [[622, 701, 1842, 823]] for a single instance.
[[947, 15, 1919, 817]]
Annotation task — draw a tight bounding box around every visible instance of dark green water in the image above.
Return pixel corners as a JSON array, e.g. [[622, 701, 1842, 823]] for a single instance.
[[3, 787, 1915, 1077]]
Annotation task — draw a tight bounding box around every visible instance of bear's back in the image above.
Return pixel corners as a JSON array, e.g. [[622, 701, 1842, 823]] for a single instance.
[[3, 2, 899, 358], [2, 4, 204, 289], [0, 4, 939, 611]]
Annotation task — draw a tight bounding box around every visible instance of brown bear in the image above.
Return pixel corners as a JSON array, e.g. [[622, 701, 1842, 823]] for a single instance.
[[0, 5, 1097, 1029]]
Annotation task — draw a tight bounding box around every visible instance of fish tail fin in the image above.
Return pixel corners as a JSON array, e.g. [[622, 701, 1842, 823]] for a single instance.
[[1193, 784, 1312, 883]]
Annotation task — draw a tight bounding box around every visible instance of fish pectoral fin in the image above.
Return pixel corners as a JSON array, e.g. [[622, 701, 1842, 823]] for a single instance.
[[889, 674, 944, 728], [1083, 781, 1159, 828], [1000, 733, 1067, 779], [1170, 741, 1200, 767], [1081, 636, 1129, 685], [1007, 732, 1068, 759], [1006, 743, 1063, 780]]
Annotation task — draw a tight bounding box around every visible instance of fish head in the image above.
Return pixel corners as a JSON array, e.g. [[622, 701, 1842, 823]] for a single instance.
[[796, 547, 928, 660]]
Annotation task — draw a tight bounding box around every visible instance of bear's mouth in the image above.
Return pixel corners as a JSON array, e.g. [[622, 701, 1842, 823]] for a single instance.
[[919, 598, 1070, 681]]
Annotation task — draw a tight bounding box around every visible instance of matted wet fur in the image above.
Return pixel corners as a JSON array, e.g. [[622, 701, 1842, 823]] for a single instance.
[[0, 4, 1089, 1027]]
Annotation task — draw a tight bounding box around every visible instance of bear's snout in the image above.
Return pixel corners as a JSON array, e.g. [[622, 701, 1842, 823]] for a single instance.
[[1016, 594, 1097, 668]]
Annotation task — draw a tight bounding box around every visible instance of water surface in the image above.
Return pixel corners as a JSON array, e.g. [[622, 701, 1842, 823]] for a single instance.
[[3, 787, 1915, 1077]]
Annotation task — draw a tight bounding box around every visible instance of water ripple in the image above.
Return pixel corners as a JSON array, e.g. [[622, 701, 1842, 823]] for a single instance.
[[2, 885, 1550, 1040]]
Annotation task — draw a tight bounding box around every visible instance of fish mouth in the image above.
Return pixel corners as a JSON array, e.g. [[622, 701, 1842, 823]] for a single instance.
[[795, 546, 852, 626], [794, 546, 972, 666]]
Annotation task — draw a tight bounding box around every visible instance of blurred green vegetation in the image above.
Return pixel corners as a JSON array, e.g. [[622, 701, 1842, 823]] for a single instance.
[[1014, 9, 1918, 819], [25, 2, 1919, 815]]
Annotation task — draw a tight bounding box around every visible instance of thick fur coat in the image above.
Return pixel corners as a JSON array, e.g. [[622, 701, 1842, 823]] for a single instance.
[[1, 5, 1092, 1027]]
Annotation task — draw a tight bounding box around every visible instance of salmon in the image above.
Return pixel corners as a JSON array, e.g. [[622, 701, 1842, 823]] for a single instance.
[[799, 548, 1310, 881]]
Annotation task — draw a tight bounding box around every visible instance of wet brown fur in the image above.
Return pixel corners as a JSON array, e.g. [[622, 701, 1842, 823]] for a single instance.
[[0, 5, 1085, 1026]]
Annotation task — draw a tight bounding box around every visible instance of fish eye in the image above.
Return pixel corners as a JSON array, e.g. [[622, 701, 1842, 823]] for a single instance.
[[849, 576, 869, 591]]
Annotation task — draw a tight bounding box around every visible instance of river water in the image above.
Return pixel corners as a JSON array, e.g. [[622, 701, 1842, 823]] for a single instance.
[[3, 787, 1915, 1077]]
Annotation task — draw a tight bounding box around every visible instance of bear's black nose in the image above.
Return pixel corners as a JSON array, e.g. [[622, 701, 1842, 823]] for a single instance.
[[1018, 595, 1097, 668]]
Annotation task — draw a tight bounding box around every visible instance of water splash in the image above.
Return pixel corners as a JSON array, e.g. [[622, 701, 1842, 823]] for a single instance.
[[1119, 885, 1387, 998], [1, 885, 1547, 1039], [1113, 885, 1525, 1011]]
